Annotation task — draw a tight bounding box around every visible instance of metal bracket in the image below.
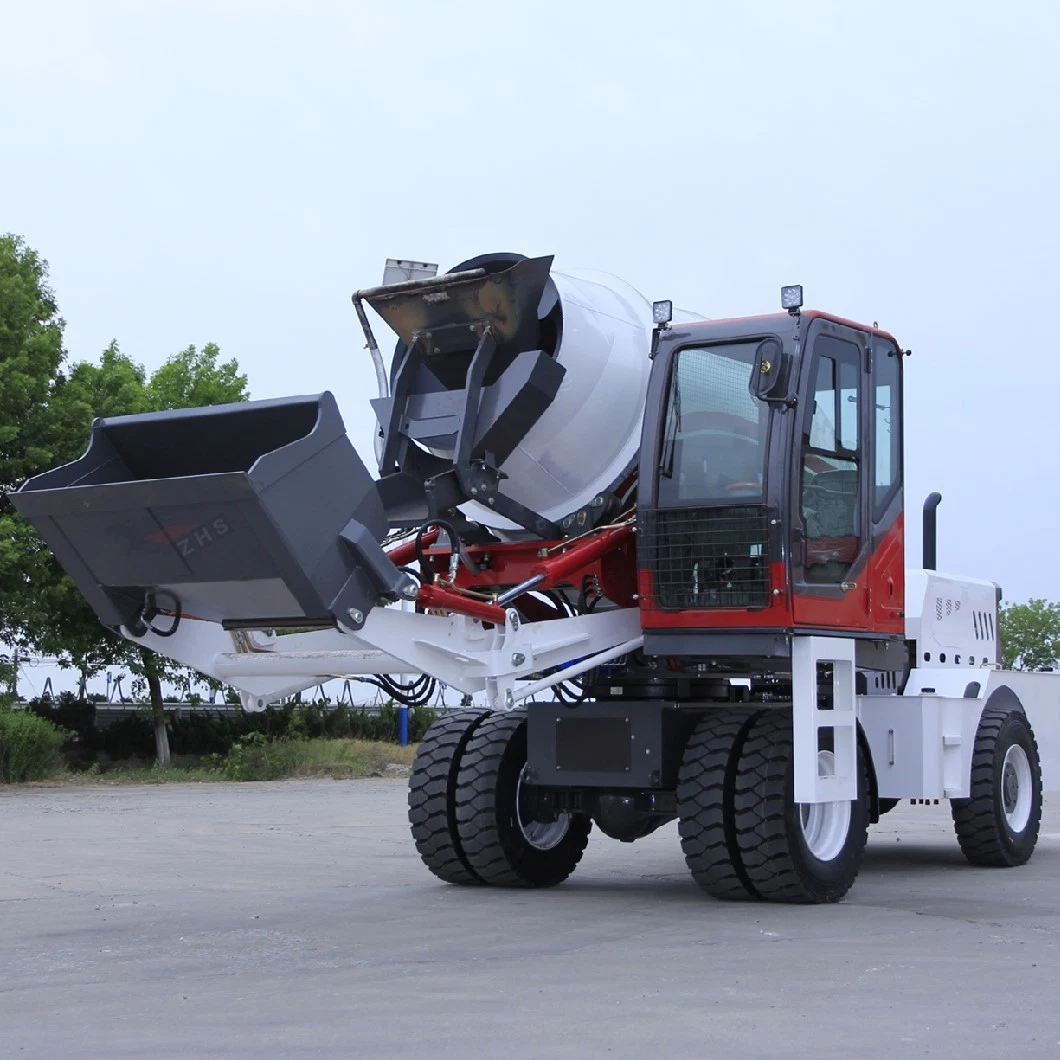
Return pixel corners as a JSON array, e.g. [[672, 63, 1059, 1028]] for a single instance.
[[458, 462, 563, 539], [792, 636, 858, 804]]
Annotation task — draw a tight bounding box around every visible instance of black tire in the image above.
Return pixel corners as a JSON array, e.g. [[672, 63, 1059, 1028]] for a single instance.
[[408, 710, 490, 884], [951, 708, 1042, 867], [455, 709, 592, 887], [733, 710, 870, 904], [677, 710, 762, 900]]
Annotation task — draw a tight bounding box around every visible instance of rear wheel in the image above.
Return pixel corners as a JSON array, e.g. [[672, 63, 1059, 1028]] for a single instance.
[[951, 708, 1042, 867], [408, 710, 490, 884], [677, 709, 762, 900], [733, 710, 870, 904], [455, 709, 592, 887]]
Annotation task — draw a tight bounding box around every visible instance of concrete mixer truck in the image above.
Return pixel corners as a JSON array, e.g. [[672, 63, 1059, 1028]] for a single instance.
[[13, 253, 1060, 903]]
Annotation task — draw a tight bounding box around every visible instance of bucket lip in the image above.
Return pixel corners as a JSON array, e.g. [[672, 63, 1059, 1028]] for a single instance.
[[13, 391, 344, 507], [88, 391, 331, 430]]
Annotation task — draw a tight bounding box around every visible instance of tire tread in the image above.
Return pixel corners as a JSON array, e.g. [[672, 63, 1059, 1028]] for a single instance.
[[455, 709, 591, 887], [951, 708, 1042, 867], [408, 710, 488, 884], [677, 710, 761, 900], [733, 711, 868, 904]]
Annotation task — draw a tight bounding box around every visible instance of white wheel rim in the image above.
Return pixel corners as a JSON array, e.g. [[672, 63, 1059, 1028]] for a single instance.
[[1001, 743, 1033, 833], [516, 765, 570, 851], [798, 750, 852, 863]]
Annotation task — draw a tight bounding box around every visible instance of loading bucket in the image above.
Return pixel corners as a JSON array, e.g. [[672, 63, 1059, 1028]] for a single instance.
[[12, 392, 405, 631]]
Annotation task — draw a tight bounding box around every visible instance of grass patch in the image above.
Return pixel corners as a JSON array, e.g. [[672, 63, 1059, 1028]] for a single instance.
[[219, 736, 417, 781], [287, 737, 417, 777], [8, 763, 233, 787], [2, 738, 419, 786]]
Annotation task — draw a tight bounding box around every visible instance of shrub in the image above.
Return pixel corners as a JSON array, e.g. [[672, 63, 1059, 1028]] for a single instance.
[[2, 695, 438, 773], [100, 713, 155, 760], [219, 732, 302, 781], [27, 693, 99, 749], [408, 705, 437, 742], [0, 708, 68, 782], [280, 703, 436, 743]]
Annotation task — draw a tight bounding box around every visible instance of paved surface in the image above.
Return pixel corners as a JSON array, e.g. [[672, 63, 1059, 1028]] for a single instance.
[[2, 780, 1059, 1059]]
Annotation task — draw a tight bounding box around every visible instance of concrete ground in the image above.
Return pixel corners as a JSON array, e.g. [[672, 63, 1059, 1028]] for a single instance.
[[2, 780, 1059, 1059]]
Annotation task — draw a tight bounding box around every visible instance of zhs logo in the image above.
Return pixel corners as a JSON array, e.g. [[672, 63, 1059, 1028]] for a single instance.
[[148, 518, 230, 558]]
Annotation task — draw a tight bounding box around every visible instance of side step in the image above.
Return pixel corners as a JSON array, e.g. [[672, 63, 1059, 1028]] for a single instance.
[[12, 392, 410, 633]]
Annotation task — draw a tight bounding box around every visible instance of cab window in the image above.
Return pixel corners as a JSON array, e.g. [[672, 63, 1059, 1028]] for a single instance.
[[657, 342, 768, 507], [801, 337, 861, 582]]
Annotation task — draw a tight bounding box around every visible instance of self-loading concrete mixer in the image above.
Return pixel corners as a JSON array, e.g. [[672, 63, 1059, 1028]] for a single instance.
[[14, 253, 1060, 903]]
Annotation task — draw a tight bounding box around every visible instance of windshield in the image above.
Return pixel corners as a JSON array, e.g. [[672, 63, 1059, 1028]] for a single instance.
[[657, 342, 769, 506]]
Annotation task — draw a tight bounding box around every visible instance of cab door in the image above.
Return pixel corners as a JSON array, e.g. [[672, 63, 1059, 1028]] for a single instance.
[[866, 333, 905, 635], [790, 318, 873, 631]]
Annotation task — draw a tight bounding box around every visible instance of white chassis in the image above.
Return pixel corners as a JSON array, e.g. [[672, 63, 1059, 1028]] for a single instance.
[[127, 568, 1060, 806]]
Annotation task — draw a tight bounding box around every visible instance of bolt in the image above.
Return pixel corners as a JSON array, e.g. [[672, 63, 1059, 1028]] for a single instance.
[[347, 608, 364, 624], [506, 609, 520, 631], [401, 581, 419, 599], [471, 486, 479, 494], [512, 652, 526, 667], [504, 689, 514, 708]]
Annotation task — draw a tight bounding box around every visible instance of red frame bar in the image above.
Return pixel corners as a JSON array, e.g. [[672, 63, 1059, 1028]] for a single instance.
[[417, 583, 507, 625], [386, 527, 439, 568], [530, 524, 634, 583]]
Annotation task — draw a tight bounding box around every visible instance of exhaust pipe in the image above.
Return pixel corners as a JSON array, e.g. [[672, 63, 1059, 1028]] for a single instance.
[[922, 492, 942, 571]]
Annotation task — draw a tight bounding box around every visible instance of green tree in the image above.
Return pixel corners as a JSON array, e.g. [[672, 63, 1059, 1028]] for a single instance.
[[1, 236, 250, 764], [0, 234, 67, 501], [53, 342, 248, 763], [998, 599, 1060, 672], [0, 235, 76, 651], [146, 342, 246, 410]]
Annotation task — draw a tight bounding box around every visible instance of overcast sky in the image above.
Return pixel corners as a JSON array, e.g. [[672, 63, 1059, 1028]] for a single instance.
[[3, 0, 1059, 605]]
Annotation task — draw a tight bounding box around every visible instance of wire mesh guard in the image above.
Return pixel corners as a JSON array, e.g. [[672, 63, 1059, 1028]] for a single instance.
[[640, 506, 771, 611], [658, 344, 767, 507], [676, 345, 760, 422]]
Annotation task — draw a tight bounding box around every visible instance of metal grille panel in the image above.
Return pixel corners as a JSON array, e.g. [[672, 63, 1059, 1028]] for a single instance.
[[676, 346, 760, 423], [640, 506, 771, 611]]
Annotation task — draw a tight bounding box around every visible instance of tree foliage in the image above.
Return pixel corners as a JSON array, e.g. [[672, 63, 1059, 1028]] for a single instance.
[[1, 235, 251, 762], [0, 234, 67, 500], [998, 599, 1060, 672], [147, 342, 247, 410]]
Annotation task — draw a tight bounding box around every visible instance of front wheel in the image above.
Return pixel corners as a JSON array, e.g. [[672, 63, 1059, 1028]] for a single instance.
[[951, 708, 1042, 867], [733, 710, 870, 904], [677, 709, 762, 900], [455, 709, 592, 887], [408, 709, 491, 884]]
